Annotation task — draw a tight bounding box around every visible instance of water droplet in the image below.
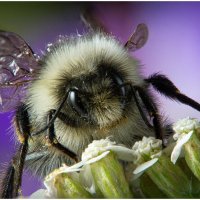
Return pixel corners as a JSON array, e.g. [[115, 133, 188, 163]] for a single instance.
[[9, 60, 20, 76], [47, 43, 53, 47], [58, 35, 65, 42], [23, 48, 30, 55], [0, 95, 2, 105], [41, 50, 45, 55], [76, 30, 82, 37], [0, 38, 6, 45], [46, 43, 53, 52], [0, 57, 6, 62], [0, 73, 9, 83], [33, 54, 40, 62], [17, 53, 23, 58]]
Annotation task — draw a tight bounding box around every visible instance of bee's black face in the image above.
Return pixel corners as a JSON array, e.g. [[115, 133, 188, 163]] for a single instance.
[[65, 66, 132, 128]]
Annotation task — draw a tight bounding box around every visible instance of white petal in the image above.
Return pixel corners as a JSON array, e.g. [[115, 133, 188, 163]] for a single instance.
[[88, 182, 96, 194], [84, 151, 110, 165], [80, 165, 96, 194], [171, 130, 193, 164], [29, 189, 48, 199], [67, 160, 85, 170], [132, 171, 144, 180], [61, 162, 84, 174], [45, 161, 84, 183], [62, 167, 83, 174], [106, 146, 134, 161], [133, 158, 158, 175], [44, 179, 57, 199]]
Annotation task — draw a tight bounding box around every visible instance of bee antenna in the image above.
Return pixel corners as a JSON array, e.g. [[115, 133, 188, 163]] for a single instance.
[[31, 91, 69, 136]]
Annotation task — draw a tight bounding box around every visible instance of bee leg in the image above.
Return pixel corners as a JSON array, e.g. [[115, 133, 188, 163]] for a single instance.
[[46, 110, 78, 162], [131, 86, 165, 146], [1, 105, 29, 198], [1, 143, 28, 198], [0, 165, 15, 198], [145, 73, 200, 112]]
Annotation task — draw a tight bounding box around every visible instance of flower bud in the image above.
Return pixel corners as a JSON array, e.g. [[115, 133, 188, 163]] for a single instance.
[[81, 138, 134, 198], [146, 154, 192, 198], [90, 151, 133, 198], [184, 131, 200, 181], [140, 173, 167, 198], [54, 173, 92, 198], [171, 117, 200, 181], [132, 136, 192, 198], [43, 162, 91, 198], [177, 158, 200, 197]]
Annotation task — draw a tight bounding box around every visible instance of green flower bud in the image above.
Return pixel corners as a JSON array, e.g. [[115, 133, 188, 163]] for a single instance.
[[132, 136, 193, 198], [90, 151, 133, 198], [184, 131, 200, 181], [80, 138, 134, 198], [43, 162, 90, 198], [171, 117, 200, 181], [140, 173, 167, 198], [177, 158, 200, 198], [146, 154, 192, 198], [54, 173, 92, 198]]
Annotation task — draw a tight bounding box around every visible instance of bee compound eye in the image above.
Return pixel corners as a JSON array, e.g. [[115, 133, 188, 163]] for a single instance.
[[112, 73, 126, 98], [67, 90, 88, 118]]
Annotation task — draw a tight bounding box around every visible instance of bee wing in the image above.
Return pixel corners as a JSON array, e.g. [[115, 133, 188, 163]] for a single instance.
[[0, 30, 39, 112], [125, 23, 148, 51], [81, 6, 109, 33], [81, 8, 148, 51]]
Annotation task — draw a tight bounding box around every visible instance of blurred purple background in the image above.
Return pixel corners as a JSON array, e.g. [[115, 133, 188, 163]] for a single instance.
[[0, 2, 200, 196]]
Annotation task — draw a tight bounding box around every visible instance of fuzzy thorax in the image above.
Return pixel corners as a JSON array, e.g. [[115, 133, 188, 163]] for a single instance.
[[24, 32, 152, 177]]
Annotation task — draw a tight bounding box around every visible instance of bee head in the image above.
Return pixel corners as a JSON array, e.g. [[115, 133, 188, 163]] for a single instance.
[[64, 64, 132, 128], [29, 32, 143, 130]]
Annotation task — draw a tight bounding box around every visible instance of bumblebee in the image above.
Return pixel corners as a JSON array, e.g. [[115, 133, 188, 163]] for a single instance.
[[0, 9, 200, 198]]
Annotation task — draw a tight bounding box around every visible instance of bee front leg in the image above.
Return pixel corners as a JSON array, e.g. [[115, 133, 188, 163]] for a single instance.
[[131, 86, 166, 146], [0, 105, 30, 198], [46, 110, 78, 162]]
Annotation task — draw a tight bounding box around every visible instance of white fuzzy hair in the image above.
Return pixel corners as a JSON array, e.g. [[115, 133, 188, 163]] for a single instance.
[[27, 33, 144, 123], [24, 32, 153, 177]]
